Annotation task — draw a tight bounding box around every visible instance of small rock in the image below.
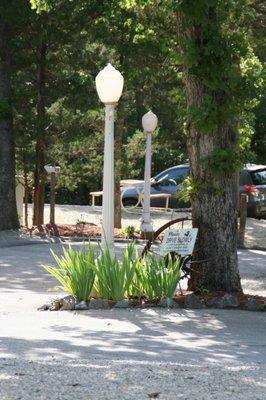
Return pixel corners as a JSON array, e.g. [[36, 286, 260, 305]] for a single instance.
[[114, 299, 130, 308], [37, 304, 50, 311], [89, 298, 109, 309], [171, 300, 181, 309], [245, 298, 264, 311], [173, 297, 184, 308], [206, 297, 222, 308], [158, 298, 169, 308], [138, 301, 157, 308], [75, 300, 89, 310], [61, 295, 76, 311], [148, 392, 160, 399], [158, 298, 178, 308], [49, 299, 62, 311], [220, 294, 240, 308], [184, 293, 205, 309]]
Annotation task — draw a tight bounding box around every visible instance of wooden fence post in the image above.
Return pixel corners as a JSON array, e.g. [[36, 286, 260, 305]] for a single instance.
[[238, 193, 247, 247]]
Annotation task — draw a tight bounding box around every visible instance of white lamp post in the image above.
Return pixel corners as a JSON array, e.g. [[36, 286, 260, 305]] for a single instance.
[[140, 111, 158, 238], [95, 63, 124, 251]]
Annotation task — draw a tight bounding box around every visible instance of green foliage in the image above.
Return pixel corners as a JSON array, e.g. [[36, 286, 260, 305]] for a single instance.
[[125, 129, 186, 179], [177, 0, 264, 146], [0, 99, 12, 119], [188, 94, 225, 135], [129, 253, 182, 300], [252, 86, 266, 163], [128, 256, 154, 299], [11, 0, 266, 206], [122, 225, 136, 239], [201, 148, 243, 176], [145, 253, 182, 300], [177, 176, 206, 202], [194, 286, 211, 296], [29, 0, 50, 13], [92, 242, 137, 301], [42, 243, 184, 303], [43, 246, 96, 301]]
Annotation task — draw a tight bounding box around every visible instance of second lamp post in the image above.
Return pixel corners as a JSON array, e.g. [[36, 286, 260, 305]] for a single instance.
[[140, 111, 158, 238]]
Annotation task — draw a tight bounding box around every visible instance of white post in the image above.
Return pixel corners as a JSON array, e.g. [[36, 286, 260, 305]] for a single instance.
[[95, 63, 124, 252], [140, 132, 153, 235], [101, 104, 115, 252], [140, 111, 158, 238]]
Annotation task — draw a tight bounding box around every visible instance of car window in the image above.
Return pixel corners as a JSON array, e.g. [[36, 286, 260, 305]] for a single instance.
[[156, 167, 189, 186], [250, 169, 266, 185], [239, 170, 253, 185]]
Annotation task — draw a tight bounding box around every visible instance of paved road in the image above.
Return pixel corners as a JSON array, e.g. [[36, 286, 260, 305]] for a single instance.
[[0, 243, 265, 399]]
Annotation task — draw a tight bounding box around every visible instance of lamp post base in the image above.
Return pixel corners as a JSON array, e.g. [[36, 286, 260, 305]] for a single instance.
[[140, 221, 154, 240]]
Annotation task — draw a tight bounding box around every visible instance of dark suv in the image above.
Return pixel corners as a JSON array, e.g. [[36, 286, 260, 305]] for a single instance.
[[121, 163, 266, 218]]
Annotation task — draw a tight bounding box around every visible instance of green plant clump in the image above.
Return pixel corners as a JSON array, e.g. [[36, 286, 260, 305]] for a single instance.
[[92, 242, 137, 301], [43, 246, 96, 302], [122, 225, 136, 239], [43, 242, 183, 304], [129, 253, 182, 301], [128, 256, 154, 300], [146, 254, 182, 300]]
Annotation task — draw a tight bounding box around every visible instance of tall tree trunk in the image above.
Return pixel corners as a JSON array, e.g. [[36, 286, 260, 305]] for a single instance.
[[177, 12, 242, 293], [0, 20, 19, 230], [135, 88, 145, 127], [33, 33, 46, 226], [187, 115, 242, 292], [23, 153, 29, 229], [114, 99, 125, 229]]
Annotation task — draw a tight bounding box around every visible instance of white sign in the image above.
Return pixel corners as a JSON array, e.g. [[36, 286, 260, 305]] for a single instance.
[[160, 228, 198, 256], [44, 165, 61, 174]]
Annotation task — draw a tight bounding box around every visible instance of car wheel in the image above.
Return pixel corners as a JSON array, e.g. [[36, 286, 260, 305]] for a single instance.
[[247, 205, 260, 219]]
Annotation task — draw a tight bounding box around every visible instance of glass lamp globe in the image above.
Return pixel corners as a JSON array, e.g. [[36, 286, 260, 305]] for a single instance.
[[142, 111, 158, 133], [95, 63, 124, 104]]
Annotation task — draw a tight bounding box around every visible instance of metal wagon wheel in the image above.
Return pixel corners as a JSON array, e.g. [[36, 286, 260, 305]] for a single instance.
[[139, 217, 206, 293], [141, 217, 192, 257]]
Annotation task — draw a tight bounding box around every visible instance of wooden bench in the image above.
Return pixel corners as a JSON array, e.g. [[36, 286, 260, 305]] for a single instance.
[[90, 191, 103, 208], [137, 193, 171, 211], [150, 193, 171, 211], [90, 190, 171, 212]]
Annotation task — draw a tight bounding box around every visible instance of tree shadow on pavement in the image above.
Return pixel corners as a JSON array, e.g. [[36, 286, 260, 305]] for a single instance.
[[0, 308, 265, 366]]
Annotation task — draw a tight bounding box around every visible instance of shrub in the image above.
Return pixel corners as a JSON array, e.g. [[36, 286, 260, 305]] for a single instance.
[[43, 245, 96, 302]]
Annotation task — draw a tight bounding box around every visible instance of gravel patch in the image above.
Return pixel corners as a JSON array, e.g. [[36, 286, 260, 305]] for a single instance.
[[0, 359, 265, 400], [26, 204, 266, 249]]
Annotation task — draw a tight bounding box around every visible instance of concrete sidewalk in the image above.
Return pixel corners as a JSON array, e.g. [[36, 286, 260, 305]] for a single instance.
[[0, 241, 265, 399]]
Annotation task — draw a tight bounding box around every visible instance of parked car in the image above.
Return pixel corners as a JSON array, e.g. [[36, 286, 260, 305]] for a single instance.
[[240, 164, 266, 218], [121, 164, 190, 209], [121, 163, 266, 218]]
